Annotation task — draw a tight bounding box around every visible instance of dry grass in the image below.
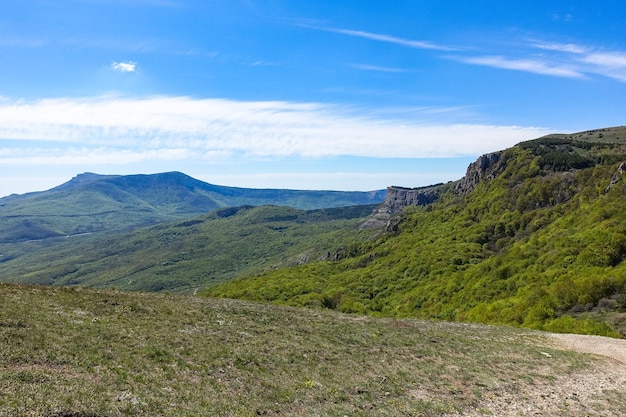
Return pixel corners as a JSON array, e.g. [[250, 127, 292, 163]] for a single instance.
[[0, 284, 624, 416]]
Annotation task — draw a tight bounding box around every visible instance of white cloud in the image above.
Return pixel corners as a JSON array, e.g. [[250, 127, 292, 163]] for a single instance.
[[0, 96, 549, 162], [576, 52, 626, 82], [351, 64, 411, 73], [532, 42, 588, 54], [452, 55, 584, 79], [527, 41, 626, 81], [583, 52, 626, 68], [519, 40, 626, 83], [304, 25, 457, 52], [313, 25, 626, 84], [112, 61, 137, 72]]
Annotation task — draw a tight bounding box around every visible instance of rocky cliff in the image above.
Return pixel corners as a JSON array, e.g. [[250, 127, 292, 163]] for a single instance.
[[382, 184, 443, 214], [605, 161, 626, 193], [378, 151, 505, 215], [453, 151, 504, 195]]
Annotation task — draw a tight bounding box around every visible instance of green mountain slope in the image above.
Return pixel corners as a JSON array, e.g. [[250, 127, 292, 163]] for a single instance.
[[1, 283, 623, 416], [0, 171, 385, 243], [0, 204, 380, 292], [205, 128, 626, 336]]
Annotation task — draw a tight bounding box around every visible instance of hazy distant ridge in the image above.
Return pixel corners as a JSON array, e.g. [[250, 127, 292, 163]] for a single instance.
[[0, 171, 385, 243]]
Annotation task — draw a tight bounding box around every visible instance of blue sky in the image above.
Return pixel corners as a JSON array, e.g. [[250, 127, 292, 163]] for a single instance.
[[1, 0, 626, 197]]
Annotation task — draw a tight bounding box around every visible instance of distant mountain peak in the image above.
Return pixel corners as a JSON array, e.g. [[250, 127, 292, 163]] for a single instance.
[[54, 172, 121, 190], [0, 171, 386, 243]]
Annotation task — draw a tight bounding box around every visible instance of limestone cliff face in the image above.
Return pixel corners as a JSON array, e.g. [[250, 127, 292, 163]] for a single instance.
[[372, 144, 625, 235], [382, 184, 442, 214], [380, 151, 505, 214], [453, 151, 504, 195]]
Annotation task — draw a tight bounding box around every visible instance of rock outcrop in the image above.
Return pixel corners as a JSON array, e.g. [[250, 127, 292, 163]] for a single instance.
[[453, 151, 504, 195], [382, 184, 443, 214], [605, 161, 626, 193], [372, 151, 506, 216]]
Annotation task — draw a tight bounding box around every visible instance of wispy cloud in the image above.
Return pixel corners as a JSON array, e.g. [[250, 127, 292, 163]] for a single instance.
[[351, 64, 411, 73], [582, 52, 626, 68], [528, 42, 626, 82], [112, 61, 138, 72], [331, 28, 454, 51], [532, 41, 588, 54], [463, 39, 626, 83], [307, 23, 626, 83], [0, 96, 549, 161], [452, 55, 584, 78], [580, 52, 626, 82], [304, 25, 457, 52], [251, 60, 282, 67]]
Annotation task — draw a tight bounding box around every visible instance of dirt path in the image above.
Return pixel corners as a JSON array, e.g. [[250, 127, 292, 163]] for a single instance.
[[459, 333, 626, 416], [550, 332, 626, 366]]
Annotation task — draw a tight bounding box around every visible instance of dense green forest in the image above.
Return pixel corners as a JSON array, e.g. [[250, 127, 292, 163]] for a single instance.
[[0, 204, 380, 292], [204, 132, 626, 337]]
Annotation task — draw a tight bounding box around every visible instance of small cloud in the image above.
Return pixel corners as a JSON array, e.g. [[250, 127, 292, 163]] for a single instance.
[[333, 28, 453, 51], [451, 55, 583, 79], [251, 60, 282, 67], [528, 39, 626, 83], [532, 42, 588, 54], [301, 24, 458, 52], [581, 52, 626, 82], [112, 61, 138, 72], [552, 13, 573, 22], [351, 64, 411, 73], [583, 52, 626, 68]]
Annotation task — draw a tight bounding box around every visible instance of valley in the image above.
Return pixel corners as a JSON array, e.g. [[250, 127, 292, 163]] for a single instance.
[[1, 127, 626, 416], [4, 2, 626, 415], [1, 127, 626, 338]]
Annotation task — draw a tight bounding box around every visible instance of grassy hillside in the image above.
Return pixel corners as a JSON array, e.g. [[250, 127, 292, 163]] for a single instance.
[[543, 125, 626, 144], [1, 283, 624, 416], [0, 204, 380, 292], [0, 171, 385, 243], [205, 131, 626, 336]]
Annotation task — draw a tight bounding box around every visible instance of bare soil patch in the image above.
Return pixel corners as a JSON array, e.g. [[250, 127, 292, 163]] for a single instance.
[[550, 332, 626, 366], [453, 332, 626, 416]]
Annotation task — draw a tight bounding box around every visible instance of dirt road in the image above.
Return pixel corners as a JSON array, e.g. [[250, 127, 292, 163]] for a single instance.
[[551, 332, 626, 366], [459, 332, 626, 416]]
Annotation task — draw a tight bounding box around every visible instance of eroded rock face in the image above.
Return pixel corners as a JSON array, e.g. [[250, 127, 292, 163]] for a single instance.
[[377, 151, 504, 215], [605, 161, 626, 193], [453, 151, 504, 195], [382, 185, 442, 214]]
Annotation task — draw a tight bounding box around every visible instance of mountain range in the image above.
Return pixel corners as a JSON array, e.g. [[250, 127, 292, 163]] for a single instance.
[[0, 171, 385, 243], [2, 126, 626, 337]]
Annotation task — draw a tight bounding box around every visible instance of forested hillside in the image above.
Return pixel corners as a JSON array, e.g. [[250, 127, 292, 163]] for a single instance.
[[0, 205, 380, 292], [205, 128, 626, 336]]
